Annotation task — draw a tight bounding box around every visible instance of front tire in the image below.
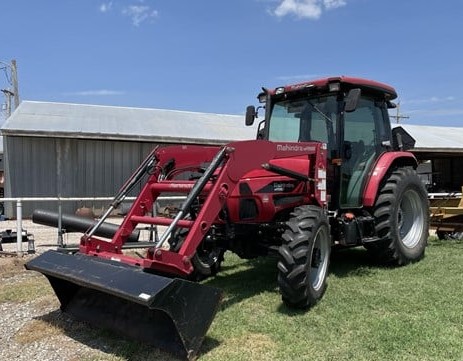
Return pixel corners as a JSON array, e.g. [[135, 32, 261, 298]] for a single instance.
[[366, 167, 429, 265], [170, 228, 224, 281], [277, 205, 331, 309]]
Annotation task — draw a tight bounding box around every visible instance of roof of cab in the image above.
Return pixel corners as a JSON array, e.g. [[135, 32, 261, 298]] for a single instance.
[[269, 76, 397, 100]]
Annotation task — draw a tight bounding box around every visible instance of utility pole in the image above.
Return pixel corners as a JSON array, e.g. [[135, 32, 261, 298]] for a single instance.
[[389, 101, 409, 124], [0, 59, 20, 118], [11, 59, 20, 109]]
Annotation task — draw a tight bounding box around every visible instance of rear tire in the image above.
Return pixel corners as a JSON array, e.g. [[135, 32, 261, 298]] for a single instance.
[[277, 205, 331, 309], [366, 167, 429, 265]]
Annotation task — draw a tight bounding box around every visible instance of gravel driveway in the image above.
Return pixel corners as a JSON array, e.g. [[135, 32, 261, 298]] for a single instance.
[[0, 219, 178, 361]]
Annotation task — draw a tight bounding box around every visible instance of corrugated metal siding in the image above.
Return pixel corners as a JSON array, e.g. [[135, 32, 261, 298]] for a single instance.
[[6, 136, 57, 197], [4, 136, 58, 216], [4, 135, 158, 217], [74, 139, 150, 200]]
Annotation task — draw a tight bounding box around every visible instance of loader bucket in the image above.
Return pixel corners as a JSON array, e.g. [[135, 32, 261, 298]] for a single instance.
[[25, 251, 222, 360]]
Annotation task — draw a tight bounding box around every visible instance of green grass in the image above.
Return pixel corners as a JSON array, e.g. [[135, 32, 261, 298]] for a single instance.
[[0, 271, 50, 303], [0, 278, 50, 303], [199, 238, 463, 361], [4, 239, 463, 360]]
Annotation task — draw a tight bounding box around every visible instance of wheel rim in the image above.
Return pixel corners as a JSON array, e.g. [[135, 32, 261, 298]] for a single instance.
[[398, 189, 425, 248], [171, 230, 222, 274], [195, 243, 221, 270], [310, 225, 330, 291]]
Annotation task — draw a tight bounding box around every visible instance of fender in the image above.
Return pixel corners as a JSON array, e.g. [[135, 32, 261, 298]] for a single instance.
[[362, 151, 418, 207]]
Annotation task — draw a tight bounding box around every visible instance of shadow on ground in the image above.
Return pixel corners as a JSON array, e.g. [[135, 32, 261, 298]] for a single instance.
[[34, 246, 386, 359], [329, 246, 386, 277], [36, 308, 218, 361]]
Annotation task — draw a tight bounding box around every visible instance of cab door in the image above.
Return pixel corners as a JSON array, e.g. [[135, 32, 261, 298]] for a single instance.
[[340, 97, 389, 208]]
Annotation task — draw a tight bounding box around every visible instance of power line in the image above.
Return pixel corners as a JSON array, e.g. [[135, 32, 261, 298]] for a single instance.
[[1, 66, 12, 85]]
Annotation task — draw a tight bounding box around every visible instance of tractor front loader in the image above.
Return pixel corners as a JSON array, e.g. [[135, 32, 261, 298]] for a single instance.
[[26, 76, 429, 360]]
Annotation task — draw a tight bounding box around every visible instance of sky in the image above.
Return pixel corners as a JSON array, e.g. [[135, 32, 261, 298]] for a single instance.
[[1, 0, 463, 127]]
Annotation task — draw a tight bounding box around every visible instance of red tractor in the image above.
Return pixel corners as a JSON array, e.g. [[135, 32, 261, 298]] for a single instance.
[[27, 76, 428, 360]]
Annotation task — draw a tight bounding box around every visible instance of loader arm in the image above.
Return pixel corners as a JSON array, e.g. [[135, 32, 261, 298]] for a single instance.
[[79, 141, 279, 276], [26, 140, 288, 360]]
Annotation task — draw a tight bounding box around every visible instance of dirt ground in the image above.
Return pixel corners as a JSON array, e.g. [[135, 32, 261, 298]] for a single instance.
[[0, 219, 176, 361]]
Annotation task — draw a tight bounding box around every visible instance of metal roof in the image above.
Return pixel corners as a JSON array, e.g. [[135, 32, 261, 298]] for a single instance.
[[0, 101, 257, 145], [1, 101, 462, 152], [393, 124, 463, 153]]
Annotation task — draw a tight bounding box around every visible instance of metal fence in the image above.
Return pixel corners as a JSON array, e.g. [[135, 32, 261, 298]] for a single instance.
[[0, 196, 183, 256]]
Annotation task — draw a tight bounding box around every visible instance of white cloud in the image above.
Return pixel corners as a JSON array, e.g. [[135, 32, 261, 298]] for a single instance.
[[99, 2, 113, 13], [272, 0, 347, 20], [99, 2, 159, 26], [323, 0, 346, 10], [123, 5, 158, 26], [403, 96, 457, 105], [406, 107, 463, 117], [66, 90, 125, 96], [274, 0, 321, 19], [399, 97, 463, 121]]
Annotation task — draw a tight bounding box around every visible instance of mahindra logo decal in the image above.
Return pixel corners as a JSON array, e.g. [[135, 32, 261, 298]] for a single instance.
[[276, 144, 316, 152]]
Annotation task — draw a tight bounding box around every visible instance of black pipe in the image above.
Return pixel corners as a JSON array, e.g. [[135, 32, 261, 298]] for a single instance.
[[32, 209, 140, 243]]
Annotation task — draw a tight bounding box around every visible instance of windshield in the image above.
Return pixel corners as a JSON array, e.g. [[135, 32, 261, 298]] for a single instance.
[[267, 95, 338, 145]]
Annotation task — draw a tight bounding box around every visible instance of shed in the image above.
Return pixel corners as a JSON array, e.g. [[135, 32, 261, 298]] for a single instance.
[[1, 101, 257, 216], [1, 101, 462, 218], [395, 124, 463, 193]]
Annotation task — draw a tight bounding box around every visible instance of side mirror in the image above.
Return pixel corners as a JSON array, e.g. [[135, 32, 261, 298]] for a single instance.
[[387, 100, 397, 109], [245, 105, 256, 126], [344, 88, 361, 113]]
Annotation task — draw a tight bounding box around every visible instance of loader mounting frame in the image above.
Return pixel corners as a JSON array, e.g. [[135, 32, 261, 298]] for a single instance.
[[78, 139, 327, 278]]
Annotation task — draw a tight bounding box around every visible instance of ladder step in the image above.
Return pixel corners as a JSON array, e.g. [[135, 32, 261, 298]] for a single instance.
[[130, 215, 194, 228]]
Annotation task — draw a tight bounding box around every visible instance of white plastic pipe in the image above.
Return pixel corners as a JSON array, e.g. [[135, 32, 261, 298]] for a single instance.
[[16, 200, 22, 256]]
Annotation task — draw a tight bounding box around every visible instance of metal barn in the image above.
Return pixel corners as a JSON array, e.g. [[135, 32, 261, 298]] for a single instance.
[[1, 101, 462, 219], [395, 124, 463, 193], [1, 101, 256, 217]]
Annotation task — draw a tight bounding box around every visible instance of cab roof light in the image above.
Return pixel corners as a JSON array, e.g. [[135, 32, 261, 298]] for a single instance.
[[328, 82, 341, 92]]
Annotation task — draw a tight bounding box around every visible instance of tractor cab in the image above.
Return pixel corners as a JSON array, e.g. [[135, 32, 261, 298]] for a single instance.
[[246, 76, 398, 210]]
